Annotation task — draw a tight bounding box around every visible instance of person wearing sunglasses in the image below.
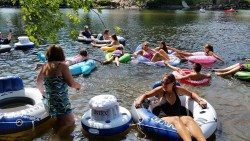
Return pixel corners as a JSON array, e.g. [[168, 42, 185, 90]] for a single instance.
[[135, 73, 207, 141]]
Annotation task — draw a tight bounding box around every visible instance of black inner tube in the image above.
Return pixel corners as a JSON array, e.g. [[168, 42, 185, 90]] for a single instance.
[[0, 97, 35, 109]]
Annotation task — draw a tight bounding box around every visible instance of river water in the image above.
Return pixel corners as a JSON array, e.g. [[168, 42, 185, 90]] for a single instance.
[[0, 8, 249, 141]]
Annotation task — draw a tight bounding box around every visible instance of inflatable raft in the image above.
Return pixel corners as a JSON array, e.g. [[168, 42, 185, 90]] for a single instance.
[[0, 76, 50, 134], [187, 52, 217, 65], [69, 59, 96, 76], [131, 44, 180, 66], [234, 71, 250, 81], [131, 94, 217, 140], [14, 36, 35, 50], [172, 69, 211, 86], [0, 45, 11, 53], [95, 34, 126, 46], [77, 36, 93, 44], [81, 95, 132, 136], [105, 53, 132, 63], [37, 52, 96, 76]]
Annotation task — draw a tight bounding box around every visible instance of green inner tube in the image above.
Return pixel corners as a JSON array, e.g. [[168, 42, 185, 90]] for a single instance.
[[234, 71, 250, 80], [243, 63, 250, 70], [105, 53, 132, 63]]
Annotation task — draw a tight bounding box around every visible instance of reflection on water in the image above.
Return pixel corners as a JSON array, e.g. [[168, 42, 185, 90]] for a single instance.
[[0, 8, 250, 141]]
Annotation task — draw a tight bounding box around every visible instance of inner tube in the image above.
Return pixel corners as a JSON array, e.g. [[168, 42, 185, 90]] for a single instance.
[[0, 45, 11, 53], [224, 9, 236, 12], [36, 53, 96, 76], [234, 71, 250, 81], [69, 59, 96, 76], [105, 53, 132, 63], [172, 69, 211, 86], [101, 45, 120, 52], [77, 36, 93, 44], [14, 36, 35, 50], [95, 34, 126, 46], [0, 76, 50, 135], [131, 94, 217, 140], [187, 52, 216, 65], [132, 44, 180, 66]]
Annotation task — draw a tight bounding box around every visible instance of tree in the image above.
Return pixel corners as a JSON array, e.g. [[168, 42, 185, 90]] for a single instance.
[[11, 0, 93, 44]]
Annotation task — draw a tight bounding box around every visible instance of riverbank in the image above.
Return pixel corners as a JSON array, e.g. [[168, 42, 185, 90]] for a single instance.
[[0, 0, 249, 10]]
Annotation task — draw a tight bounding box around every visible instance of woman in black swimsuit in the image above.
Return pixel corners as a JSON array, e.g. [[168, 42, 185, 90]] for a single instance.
[[135, 73, 207, 141]]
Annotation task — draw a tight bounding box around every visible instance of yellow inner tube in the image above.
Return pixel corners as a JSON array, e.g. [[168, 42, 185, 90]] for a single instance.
[[100, 45, 119, 52]]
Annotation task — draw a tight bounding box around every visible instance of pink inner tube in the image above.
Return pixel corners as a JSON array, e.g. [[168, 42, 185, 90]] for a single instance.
[[224, 9, 236, 12], [187, 52, 217, 65], [172, 69, 211, 86]]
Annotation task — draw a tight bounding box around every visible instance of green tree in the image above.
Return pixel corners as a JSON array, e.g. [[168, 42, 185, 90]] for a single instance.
[[11, 0, 93, 44]]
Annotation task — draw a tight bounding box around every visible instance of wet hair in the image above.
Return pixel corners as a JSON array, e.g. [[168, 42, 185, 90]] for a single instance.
[[103, 29, 109, 35], [46, 44, 65, 62], [161, 73, 177, 91], [111, 34, 118, 41], [79, 49, 88, 57], [204, 44, 213, 52], [117, 44, 124, 50], [193, 63, 202, 72], [160, 41, 168, 53]]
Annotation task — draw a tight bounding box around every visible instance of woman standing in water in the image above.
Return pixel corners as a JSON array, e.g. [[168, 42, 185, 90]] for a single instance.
[[36, 45, 81, 138]]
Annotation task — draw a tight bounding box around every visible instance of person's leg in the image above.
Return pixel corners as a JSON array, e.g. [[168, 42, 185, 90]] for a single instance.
[[213, 63, 240, 72], [114, 57, 120, 67], [180, 116, 206, 141], [56, 113, 75, 138], [215, 65, 241, 76], [161, 116, 192, 141], [151, 52, 163, 62], [158, 49, 170, 60]]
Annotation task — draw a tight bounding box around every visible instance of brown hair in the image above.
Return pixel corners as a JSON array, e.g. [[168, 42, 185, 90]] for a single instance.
[[160, 41, 168, 53], [204, 44, 213, 52], [103, 29, 109, 35], [111, 34, 118, 41], [46, 44, 65, 62], [79, 49, 88, 57], [193, 63, 202, 72], [162, 73, 177, 90]]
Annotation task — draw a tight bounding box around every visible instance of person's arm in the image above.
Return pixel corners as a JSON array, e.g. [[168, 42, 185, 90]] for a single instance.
[[164, 61, 181, 71], [135, 87, 162, 108], [36, 65, 45, 95], [166, 46, 181, 53], [175, 74, 192, 80], [133, 50, 142, 57], [176, 86, 207, 109], [61, 63, 81, 90], [212, 52, 224, 62]]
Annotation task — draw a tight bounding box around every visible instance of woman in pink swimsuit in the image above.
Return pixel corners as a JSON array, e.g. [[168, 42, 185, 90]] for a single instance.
[[134, 41, 169, 62]]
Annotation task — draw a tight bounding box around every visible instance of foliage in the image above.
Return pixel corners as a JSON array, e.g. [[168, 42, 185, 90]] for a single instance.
[[10, 0, 93, 44], [114, 26, 123, 35]]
